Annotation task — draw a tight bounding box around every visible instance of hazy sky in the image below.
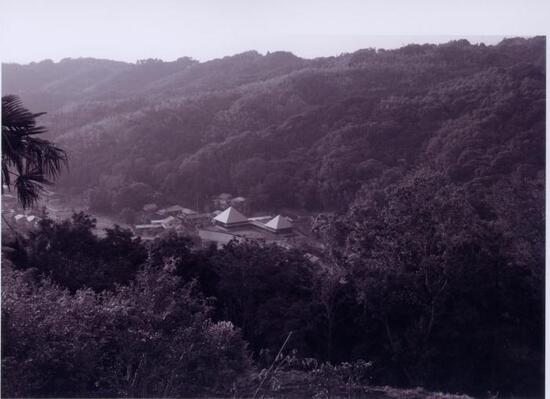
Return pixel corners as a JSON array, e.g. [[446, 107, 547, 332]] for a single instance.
[[1, 0, 548, 64]]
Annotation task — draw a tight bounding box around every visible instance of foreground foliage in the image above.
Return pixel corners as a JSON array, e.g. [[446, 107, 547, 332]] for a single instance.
[[1, 261, 250, 397], [3, 181, 543, 397], [338, 171, 543, 395], [7, 212, 147, 292]]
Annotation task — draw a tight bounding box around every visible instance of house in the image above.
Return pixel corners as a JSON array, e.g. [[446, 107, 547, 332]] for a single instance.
[[263, 215, 293, 234], [213, 206, 249, 228]]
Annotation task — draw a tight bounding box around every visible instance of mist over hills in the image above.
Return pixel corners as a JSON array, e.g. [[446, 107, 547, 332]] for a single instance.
[[2, 37, 545, 214]]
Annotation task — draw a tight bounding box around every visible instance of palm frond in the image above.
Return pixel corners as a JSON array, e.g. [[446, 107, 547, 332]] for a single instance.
[[2, 95, 47, 134], [2, 95, 68, 209], [13, 171, 49, 209]]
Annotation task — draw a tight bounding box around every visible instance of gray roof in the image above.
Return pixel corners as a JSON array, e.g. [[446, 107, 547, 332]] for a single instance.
[[265, 215, 293, 230], [214, 206, 248, 224]]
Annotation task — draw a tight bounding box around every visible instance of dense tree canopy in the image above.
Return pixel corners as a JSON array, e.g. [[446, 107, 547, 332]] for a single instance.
[[336, 170, 543, 395], [6, 213, 147, 292], [2, 37, 544, 213]]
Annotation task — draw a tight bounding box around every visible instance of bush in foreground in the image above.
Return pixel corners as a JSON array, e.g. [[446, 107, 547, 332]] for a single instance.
[[1, 261, 250, 397]]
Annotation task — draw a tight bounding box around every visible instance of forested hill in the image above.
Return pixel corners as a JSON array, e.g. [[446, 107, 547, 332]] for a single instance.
[[2, 37, 545, 214]]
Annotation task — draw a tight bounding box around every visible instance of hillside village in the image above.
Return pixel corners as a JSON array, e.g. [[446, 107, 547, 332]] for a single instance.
[[132, 193, 324, 262], [1, 189, 324, 261]]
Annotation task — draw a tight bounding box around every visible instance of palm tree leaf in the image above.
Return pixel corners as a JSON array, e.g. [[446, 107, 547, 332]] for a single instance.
[[2, 96, 47, 135], [21, 136, 68, 179], [13, 171, 49, 209], [2, 95, 68, 208]]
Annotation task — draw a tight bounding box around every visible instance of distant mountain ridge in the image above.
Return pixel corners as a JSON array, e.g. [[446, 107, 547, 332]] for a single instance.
[[2, 37, 545, 214]]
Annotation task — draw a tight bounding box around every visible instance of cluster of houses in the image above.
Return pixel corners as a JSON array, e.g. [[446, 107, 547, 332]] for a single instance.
[[133, 193, 250, 240], [132, 194, 300, 250], [1, 186, 315, 256], [197, 206, 297, 248], [1, 188, 324, 264], [133, 201, 297, 248]]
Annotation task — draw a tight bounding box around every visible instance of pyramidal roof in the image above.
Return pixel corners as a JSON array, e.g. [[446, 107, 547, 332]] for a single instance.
[[265, 215, 293, 230], [214, 206, 248, 225]]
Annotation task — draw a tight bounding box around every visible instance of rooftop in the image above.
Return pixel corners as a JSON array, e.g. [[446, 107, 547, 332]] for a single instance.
[[156, 205, 187, 215], [248, 215, 272, 223], [214, 206, 248, 225], [135, 224, 164, 230], [151, 215, 176, 224], [265, 215, 293, 231]]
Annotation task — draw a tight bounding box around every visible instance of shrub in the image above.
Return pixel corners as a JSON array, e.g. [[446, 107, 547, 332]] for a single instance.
[[1, 261, 251, 397]]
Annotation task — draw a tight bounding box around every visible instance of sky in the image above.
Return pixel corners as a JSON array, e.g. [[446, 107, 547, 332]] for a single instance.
[[0, 0, 549, 64]]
